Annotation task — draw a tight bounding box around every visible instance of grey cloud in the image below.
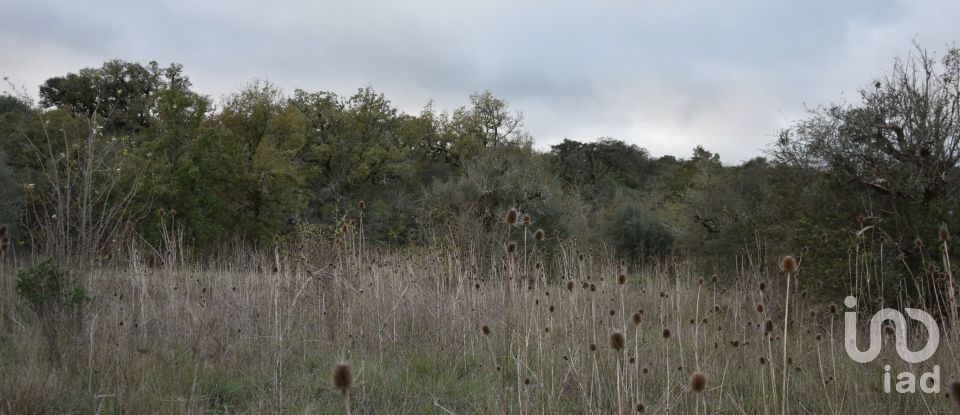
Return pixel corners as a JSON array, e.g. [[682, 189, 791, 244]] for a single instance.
[[1, 0, 956, 162]]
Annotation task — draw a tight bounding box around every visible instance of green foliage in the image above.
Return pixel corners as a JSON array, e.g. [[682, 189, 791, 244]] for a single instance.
[[0, 94, 39, 170], [1, 48, 956, 303], [550, 138, 660, 198], [424, 142, 584, 251], [39, 60, 168, 134], [602, 201, 674, 259], [0, 149, 19, 231], [15, 259, 86, 309]]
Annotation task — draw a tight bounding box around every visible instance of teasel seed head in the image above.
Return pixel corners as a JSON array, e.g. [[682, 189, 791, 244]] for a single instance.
[[690, 372, 707, 393], [506, 241, 517, 255], [481, 325, 491, 336], [332, 363, 353, 394], [940, 224, 950, 243], [522, 215, 531, 226], [915, 237, 924, 249], [662, 328, 671, 339], [950, 381, 960, 406], [617, 274, 626, 285], [632, 312, 642, 325], [534, 228, 545, 241], [358, 200, 365, 210], [756, 303, 764, 313], [764, 319, 774, 334], [780, 255, 797, 273], [610, 332, 625, 351], [566, 281, 574, 291], [506, 208, 518, 225], [828, 303, 838, 315], [697, 277, 704, 285]]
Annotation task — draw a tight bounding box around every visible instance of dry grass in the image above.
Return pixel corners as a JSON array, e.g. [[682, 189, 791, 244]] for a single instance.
[[0, 234, 958, 414]]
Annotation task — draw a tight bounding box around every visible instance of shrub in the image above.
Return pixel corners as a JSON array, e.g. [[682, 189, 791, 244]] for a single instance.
[[15, 259, 86, 360], [603, 203, 674, 260]]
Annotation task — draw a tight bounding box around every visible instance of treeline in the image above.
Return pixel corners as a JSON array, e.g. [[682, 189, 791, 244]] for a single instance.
[[1, 45, 959, 299]]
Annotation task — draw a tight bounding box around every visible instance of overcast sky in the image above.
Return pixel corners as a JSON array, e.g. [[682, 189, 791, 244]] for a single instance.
[[1, 0, 957, 162]]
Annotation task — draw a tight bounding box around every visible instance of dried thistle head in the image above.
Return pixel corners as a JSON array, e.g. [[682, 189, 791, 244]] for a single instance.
[[533, 229, 545, 241], [332, 363, 352, 394], [506, 208, 518, 225], [610, 332, 625, 351], [690, 372, 707, 392], [780, 255, 797, 273]]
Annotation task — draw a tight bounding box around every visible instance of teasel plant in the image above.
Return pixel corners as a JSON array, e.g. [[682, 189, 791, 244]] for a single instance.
[[779, 254, 798, 415], [333, 363, 353, 415], [610, 331, 626, 415], [939, 225, 958, 334], [0, 224, 7, 332]]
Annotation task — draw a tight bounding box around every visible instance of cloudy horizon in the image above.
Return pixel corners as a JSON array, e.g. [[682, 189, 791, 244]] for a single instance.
[[2, 0, 958, 162]]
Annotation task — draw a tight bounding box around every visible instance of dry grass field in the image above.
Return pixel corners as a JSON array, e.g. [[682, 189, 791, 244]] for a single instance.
[[2, 223, 959, 414]]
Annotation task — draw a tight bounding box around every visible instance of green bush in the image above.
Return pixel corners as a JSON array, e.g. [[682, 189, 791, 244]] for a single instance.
[[0, 150, 20, 234], [603, 203, 674, 260], [16, 259, 86, 309], [16, 259, 86, 361]]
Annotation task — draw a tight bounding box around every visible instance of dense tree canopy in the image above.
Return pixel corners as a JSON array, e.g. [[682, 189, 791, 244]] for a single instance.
[[1, 46, 959, 301]]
